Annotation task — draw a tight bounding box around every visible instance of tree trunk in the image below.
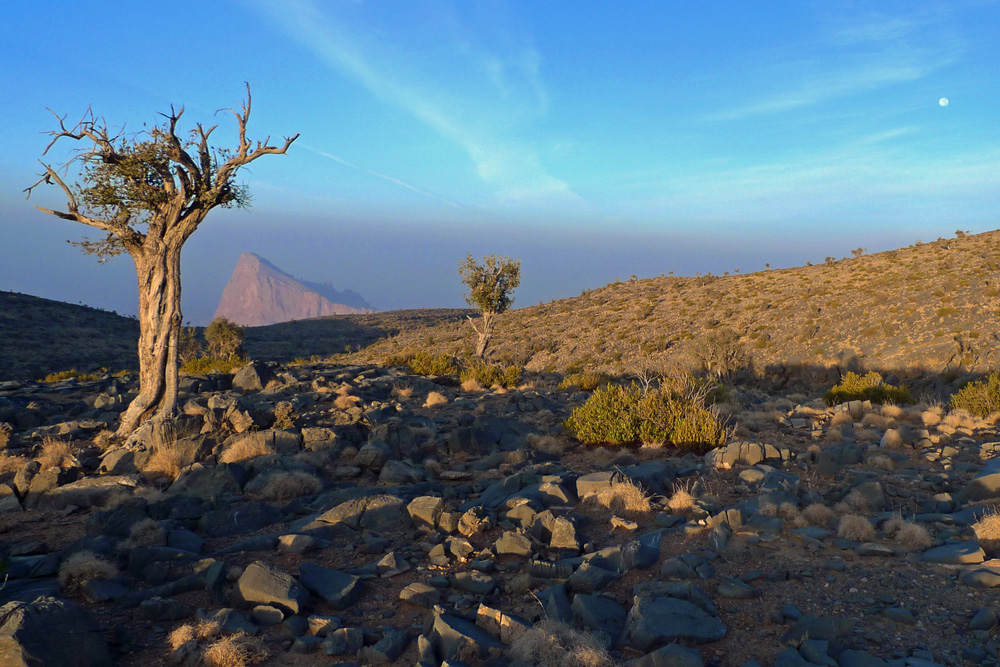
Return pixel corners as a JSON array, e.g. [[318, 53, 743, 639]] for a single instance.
[[474, 311, 497, 359], [117, 242, 183, 436]]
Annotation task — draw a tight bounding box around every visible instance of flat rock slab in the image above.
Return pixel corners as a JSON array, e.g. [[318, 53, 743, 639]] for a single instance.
[[920, 541, 985, 565], [963, 569, 1000, 588], [234, 561, 308, 615], [299, 562, 363, 610], [626, 596, 726, 651], [0, 596, 113, 667], [428, 612, 506, 663], [626, 643, 704, 667], [317, 494, 409, 532]]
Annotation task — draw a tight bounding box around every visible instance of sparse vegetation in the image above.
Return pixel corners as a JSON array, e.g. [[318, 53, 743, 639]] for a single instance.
[[459, 360, 522, 389], [823, 371, 912, 406], [58, 551, 118, 590], [951, 373, 1000, 417], [40, 368, 102, 383], [510, 620, 615, 667], [563, 375, 729, 453], [558, 371, 613, 391], [205, 317, 246, 361], [459, 254, 521, 358]]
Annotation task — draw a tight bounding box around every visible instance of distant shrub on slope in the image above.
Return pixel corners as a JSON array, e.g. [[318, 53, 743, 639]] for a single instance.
[[951, 373, 1000, 417], [824, 371, 912, 406]]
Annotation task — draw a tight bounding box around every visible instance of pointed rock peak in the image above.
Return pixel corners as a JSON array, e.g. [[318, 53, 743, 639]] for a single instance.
[[214, 253, 374, 327]]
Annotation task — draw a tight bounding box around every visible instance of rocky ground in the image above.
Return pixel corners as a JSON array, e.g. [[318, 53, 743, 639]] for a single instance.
[[2, 361, 1000, 667]]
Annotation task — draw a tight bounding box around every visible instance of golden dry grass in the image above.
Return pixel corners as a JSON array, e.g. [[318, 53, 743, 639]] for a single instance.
[[865, 453, 894, 470], [593, 479, 651, 515], [880, 404, 906, 420], [423, 391, 448, 408], [142, 448, 192, 481], [391, 384, 414, 401], [837, 514, 875, 542], [922, 405, 944, 428], [861, 413, 890, 429], [168, 624, 196, 651], [334, 394, 362, 411], [802, 503, 836, 528], [880, 429, 904, 449], [121, 518, 166, 549], [667, 484, 695, 514], [219, 437, 275, 464], [526, 434, 571, 456], [835, 489, 870, 514], [461, 378, 484, 392], [973, 509, 1000, 555], [830, 411, 854, 426], [37, 437, 73, 469], [58, 551, 118, 589], [257, 471, 323, 501], [895, 522, 933, 550], [509, 620, 615, 667], [0, 453, 27, 476], [202, 633, 269, 667]]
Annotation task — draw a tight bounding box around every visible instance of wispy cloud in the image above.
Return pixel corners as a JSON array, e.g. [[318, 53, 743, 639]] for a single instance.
[[301, 144, 464, 209], [248, 0, 575, 206], [710, 10, 963, 121]]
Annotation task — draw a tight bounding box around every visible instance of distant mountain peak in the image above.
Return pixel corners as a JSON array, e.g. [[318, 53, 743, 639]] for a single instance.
[[214, 254, 374, 326]]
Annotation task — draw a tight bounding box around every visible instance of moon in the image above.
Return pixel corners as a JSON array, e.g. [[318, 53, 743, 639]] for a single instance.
[[939, 97, 949, 107]]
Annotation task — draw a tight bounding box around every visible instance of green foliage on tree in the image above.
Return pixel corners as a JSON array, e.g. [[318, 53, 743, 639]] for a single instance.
[[205, 317, 246, 361], [459, 254, 521, 358]]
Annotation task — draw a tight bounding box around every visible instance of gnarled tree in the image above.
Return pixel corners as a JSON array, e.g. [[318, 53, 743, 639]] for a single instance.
[[459, 254, 521, 358], [26, 86, 298, 436]]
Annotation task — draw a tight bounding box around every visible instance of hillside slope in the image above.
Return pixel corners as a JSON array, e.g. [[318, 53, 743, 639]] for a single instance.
[[0, 292, 139, 380], [347, 231, 1000, 380]]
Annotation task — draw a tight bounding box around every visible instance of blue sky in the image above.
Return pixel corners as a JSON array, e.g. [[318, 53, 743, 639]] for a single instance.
[[1, 1, 998, 323]]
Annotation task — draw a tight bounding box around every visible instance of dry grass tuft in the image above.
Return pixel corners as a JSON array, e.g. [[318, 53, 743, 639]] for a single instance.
[[837, 514, 875, 542], [121, 518, 167, 549], [58, 551, 118, 589], [895, 522, 933, 550], [830, 411, 854, 426], [423, 391, 449, 408], [202, 633, 269, 667], [667, 484, 695, 514], [37, 437, 74, 469], [0, 453, 28, 476], [391, 385, 414, 401], [802, 503, 836, 528], [142, 448, 192, 481], [922, 405, 944, 428], [861, 413, 890, 429], [835, 489, 870, 514], [509, 620, 615, 667], [92, 430, 116, 452], [168, 624, 196, 651], [880, 429, 904, 449], [461, 378, 484, 392], [334, 394, 362, 411], [219, 437, 275, 464], [973, 509, 1000, 555], [865, 453, 894, 471], [880, 404, 906, 420], [594, 479, 651, 515], [257, 471, 323, 501], [527, 434, 571, 456]]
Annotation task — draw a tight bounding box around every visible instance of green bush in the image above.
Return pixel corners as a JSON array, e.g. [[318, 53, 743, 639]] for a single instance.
[[558, 371, 613, 391], [179, 356, 248, 375], [823, 371, 912, 406], [563, 379, 729, 453], [951, 373, 1000, 417], [563, 385, 643, 446], [40, 369, 101, 383], [406, 351, 458, 377], [205, 317, 245, 360], [460, 360, 522, 388]]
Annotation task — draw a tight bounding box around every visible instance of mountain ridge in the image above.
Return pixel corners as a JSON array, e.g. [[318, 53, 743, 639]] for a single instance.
[[213, 252, 374, 327]]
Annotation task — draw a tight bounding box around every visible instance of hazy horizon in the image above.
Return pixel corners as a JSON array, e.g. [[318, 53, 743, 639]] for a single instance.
[[2, 1, 998, 324]]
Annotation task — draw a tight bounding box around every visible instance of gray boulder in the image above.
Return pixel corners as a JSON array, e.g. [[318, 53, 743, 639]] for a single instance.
[[626, 596, 726, 651], [234, 561, 309, 615], [0, 596, 113, 667], [298, 562, 363, 610]]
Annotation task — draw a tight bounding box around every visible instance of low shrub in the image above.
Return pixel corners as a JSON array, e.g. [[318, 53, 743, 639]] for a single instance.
[[823, 371, 912, 406], [406, 351, 458, 377], [40, 369, 101, 383], [563, 377, 729, 453], [180, 356, 249, 375], [558, 371, 613, 391], [460, 360, 522, 388], [58, 551, 118, 590], [951, 373, 1000, 417]]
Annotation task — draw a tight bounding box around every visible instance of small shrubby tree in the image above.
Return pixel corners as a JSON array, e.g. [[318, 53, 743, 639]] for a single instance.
[[205, 317, 245, 360], [26, 86, 297, 436], [459, 254, 521, 358]]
